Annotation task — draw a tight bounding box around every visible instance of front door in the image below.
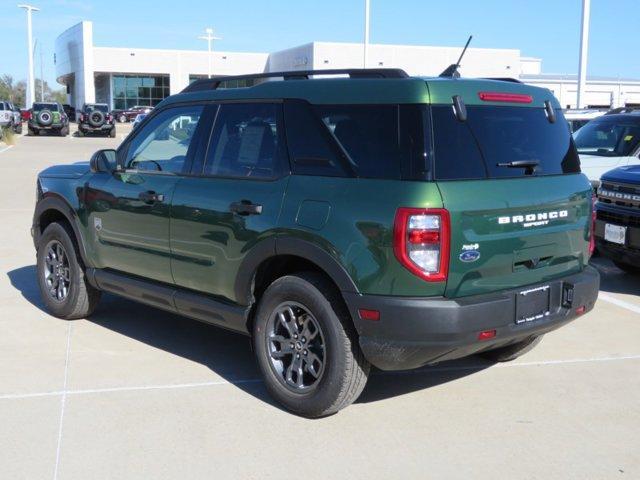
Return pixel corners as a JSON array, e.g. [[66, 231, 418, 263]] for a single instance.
[[85, 104, 206, 284], [170, 102, 290, 303]]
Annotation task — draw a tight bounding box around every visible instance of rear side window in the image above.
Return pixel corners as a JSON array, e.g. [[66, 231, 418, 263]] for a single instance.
[[204, 103, 286, 179], [432, 105, 580, 180], [285, 102, 429, 179]]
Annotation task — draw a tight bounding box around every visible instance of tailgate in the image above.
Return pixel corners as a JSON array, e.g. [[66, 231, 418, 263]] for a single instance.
[[439, 175, 592, 298]]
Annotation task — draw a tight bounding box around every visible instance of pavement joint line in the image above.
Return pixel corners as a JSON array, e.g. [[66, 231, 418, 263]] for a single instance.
[[53, 322, 72, 480], [0, 145, 14, 154], [1, 354, 639, 402], [598, 293, 640, 315]]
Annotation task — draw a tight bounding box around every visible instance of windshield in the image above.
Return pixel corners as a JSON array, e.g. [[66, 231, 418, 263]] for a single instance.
[[33, 103, 58, 112], [573, 117, 640, 157], [432, 105, 580, 180]]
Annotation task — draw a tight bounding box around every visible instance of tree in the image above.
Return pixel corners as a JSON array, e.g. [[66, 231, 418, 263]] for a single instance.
[[0, 74, 65, 107]]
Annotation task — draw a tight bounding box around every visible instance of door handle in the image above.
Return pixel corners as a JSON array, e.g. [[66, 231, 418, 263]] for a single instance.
[[138, 191, 165, 204], [229, 200, 262, 216]]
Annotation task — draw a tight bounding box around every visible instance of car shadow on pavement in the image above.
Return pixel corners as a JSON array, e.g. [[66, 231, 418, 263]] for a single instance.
[[590, 257, 640, 296], [8, 264, 491, 411]]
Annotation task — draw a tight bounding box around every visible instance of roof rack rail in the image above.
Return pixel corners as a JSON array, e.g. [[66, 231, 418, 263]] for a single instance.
[[605, 106, 639, 115], [482, 77, 523, 83], [182, 68, 410, 93]]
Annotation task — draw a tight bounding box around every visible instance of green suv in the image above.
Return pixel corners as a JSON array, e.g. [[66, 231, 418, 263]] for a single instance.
[[28, 102, 69, 136], [32, 69, 599, 417]]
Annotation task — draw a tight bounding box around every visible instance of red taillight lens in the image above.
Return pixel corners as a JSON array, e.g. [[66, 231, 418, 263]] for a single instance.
[[478, 329, 496, 341], [478, 92, 533, 104], [393, 208, 450, 282], [106, 114, 113, 122], [589, 194, 596, 256]]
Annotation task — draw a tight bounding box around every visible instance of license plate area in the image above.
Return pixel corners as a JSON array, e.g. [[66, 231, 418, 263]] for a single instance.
[[604, 223, 626, 245], [516, 285, 551, 325]]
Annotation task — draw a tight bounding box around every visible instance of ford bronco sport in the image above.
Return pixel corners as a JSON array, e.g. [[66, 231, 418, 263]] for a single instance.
[[32, 69, 599, 417], [28, 102, 69, 136]]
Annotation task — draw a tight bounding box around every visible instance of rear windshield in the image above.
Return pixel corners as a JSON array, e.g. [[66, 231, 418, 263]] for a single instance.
[[86, 104, 109, 113], [33, 103, 58, 112], [432, 105, 580, 180], [573, 117, 640, 157]]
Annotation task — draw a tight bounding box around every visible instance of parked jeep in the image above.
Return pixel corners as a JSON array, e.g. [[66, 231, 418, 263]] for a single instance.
[[32, 69, 599, 417], [28, 102, 69, 136], [77, 103, 116, 137], [0, 101, 22, 134]]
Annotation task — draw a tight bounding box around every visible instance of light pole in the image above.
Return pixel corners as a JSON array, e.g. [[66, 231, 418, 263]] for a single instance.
[[577, 0, 590, 108], [198, 28, 222, 79], [363, 0, 370, 68], [18, 4, 40, 109]]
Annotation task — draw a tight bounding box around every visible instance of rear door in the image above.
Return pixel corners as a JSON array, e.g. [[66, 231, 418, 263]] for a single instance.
[[170, 102, 289, 303], [431, 102, 592, 298]]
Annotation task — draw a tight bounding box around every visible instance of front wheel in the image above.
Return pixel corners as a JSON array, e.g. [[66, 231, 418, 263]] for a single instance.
[[36, 222, 101, 319], [253, 272, 370, 418], [478, 335, 543, 363], [118, 114, 127, 123]]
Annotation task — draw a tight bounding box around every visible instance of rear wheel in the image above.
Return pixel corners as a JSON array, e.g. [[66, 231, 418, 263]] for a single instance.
[[76, 128, 84, 137], [253, 272, 370, 418], [118, 114, 126, 123], [36, 222, 101, 319], [109, 128, 116, 138], [478, 335, 543, 363], [613, 261, 640, 275]]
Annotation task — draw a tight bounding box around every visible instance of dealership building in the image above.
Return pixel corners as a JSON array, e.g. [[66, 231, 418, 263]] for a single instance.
[[55, 21, 640, 112]]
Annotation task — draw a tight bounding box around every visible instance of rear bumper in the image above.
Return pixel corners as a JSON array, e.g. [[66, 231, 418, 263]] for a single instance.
[[79, 123, 114, 131], [343, 266, 599, 370]]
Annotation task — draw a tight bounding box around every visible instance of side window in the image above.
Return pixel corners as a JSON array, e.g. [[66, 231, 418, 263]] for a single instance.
[[203, 103, 285, 179], [125, 105, 203, 174], [284, 101, 348, 177]]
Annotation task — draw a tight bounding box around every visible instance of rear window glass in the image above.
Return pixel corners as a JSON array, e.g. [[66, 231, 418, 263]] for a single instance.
[[432, 105, 580, 180], [86, 104, 109, 113], [312, 105, 428, 180], [573, 117, 640, 157], [33, 103, 58, 112]]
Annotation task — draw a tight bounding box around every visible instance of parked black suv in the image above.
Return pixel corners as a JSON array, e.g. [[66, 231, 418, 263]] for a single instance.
[[78, 103, 116, 137]]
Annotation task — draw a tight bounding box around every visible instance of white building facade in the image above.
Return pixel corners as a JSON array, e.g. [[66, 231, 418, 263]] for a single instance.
[[55, 21, 640, 111]]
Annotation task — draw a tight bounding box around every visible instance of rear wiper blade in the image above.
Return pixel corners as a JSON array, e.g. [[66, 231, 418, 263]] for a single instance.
[[496, 160, 540, 168], [496, 160, 539, 175]]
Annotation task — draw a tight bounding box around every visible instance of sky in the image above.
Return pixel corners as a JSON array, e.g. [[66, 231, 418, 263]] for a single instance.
[[2, 0, 639, 88]]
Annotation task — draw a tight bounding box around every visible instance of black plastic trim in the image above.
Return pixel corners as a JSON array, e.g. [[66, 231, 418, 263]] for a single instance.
[[91, 268, 250, 334]]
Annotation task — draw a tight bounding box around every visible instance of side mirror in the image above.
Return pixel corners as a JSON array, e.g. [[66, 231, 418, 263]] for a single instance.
[[90, 149, 117, 173]]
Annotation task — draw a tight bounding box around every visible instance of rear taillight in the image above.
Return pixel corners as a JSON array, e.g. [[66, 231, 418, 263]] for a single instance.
[[106, 114, 113, 122], [393, 208, 450, 282], [478, 92, 533, 104], [589, 194, 596, 256]]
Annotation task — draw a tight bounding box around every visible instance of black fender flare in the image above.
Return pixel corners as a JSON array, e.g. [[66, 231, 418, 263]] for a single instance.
[[233, 235, 359, 306], [33, 194, 94, 268]]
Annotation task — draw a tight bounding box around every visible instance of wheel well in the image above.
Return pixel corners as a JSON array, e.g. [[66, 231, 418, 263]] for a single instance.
[[38, 208, 70, 235], [247, 255, 353, 333]]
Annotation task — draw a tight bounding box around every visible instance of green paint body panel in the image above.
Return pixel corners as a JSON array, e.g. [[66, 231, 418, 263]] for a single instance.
[[35, 75, 591, 309]]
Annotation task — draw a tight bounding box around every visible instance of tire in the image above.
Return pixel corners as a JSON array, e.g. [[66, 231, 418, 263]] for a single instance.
[[478, 335, 543, 363], [118, 114, 127, 123], [27, 127, 35, 136], [60, 126, 69, 137], [613, 261, 640, 275], [36, 222, 101, 320], [15, 122, 22, 134], [77, 128, 84, 137], [109, 127, 116, 138], [253, 272, 370, 418]]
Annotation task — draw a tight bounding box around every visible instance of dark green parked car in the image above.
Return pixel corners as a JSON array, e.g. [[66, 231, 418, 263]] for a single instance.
[[28, 102, 69, 136], [32, 69, 599, 417]]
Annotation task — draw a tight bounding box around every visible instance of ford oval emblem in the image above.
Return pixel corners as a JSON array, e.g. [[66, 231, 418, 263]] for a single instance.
[[459, 250, 481, 263]]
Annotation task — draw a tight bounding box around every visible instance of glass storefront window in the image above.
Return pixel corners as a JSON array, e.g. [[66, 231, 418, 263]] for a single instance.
[[112, 74, 170, 110]]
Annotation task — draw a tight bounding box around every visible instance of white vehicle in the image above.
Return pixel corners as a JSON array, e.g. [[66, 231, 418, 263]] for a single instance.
[[574, 110, 640, 186], [0, 101, 13, 128], [564, 108, 607, 132]]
